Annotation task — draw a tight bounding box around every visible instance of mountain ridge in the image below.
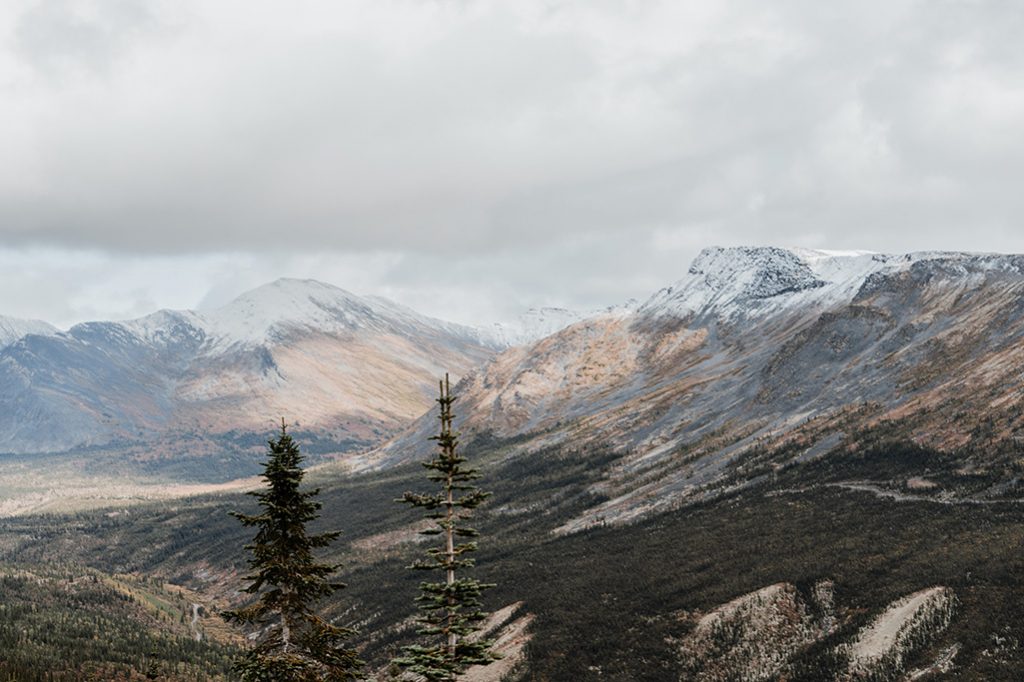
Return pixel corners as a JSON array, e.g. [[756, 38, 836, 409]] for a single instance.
[[638, 246, 1022, 321], [0, 278, 588, 352], [6, 246, 1024, 487], [0, 279, 498, 464], [358, 245, 1024, 534], [0, 315, 58, 349]]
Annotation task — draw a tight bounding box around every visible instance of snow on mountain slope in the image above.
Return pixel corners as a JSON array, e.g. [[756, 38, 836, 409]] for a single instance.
[[10, 247, 1024, 486], [479, 302, 639, 348], [112, 278, 492, 353], [0, 279, 497, 463], [639, 246, 989, 321], [481, 308, 587, 348], [367, 246, 1024, 532], [0, 315, 57, 349]]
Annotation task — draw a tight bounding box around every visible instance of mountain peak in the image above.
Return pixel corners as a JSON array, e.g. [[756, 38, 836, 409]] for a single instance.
[[643, 246, 833, 319], [687, 246, 828, 300], [643, 246, 920, 320], [226, 278, 358, 307], [202, 278, 457, 348], [0, 315, 58, 349], [75, 278, 485, 354]]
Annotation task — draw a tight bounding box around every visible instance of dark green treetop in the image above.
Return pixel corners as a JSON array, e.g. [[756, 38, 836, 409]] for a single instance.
[[393, 374, 498, 681], [223, 420, 362, 681]]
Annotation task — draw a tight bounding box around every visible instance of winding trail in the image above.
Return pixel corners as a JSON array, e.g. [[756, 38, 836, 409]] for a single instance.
[[773, 481, 1023, 506], [832, 481, 1024, 506]]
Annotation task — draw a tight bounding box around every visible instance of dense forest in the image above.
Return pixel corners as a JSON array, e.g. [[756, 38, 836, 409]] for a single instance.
[[0, 564, 236, 680]]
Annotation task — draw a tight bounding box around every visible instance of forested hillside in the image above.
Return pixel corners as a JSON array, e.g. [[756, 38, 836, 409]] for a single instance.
[[0, 564, 237, 680], [4, 428, 1024, 680]]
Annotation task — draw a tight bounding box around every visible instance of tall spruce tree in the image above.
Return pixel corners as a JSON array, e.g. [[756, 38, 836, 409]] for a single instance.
[[394, 374, 498, 681], [223, 420, 361, 681]]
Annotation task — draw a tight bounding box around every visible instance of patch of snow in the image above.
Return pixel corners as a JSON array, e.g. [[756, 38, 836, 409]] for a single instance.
[[190, 603, 203, 642], [118, 309, 208, 347]]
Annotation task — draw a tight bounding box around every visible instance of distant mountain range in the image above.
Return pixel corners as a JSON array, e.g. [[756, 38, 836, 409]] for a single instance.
[[0, 279, 505, 467], [6, 247, 1024, 492], [0, 279, 634, 469]]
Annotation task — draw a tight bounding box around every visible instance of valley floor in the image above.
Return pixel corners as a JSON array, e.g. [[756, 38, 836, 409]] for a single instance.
[[3, 439, 1024, 680]]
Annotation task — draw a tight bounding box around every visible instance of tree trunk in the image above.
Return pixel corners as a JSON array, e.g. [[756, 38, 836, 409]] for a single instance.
[[445, 375, 457, 660], [447, 474, 456, 658]]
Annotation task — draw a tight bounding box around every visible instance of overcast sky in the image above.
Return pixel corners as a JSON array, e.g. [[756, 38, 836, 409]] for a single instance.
[[2, 0, 1024, 328]]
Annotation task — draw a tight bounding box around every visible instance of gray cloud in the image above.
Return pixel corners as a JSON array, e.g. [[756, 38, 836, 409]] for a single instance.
[[1, 0, 1024, 326], [13, 0, 161, 77]]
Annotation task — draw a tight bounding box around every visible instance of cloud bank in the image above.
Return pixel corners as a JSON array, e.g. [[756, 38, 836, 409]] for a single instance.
[[1, 0, 1023, 326]]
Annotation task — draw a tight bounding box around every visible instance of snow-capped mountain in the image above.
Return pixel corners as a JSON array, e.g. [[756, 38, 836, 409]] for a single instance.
[[0, 279, 496, 466], [641, 246, 1024, 323], [0, 315, 57, 349], [10, 247, 1024, 490], [87, 278, 494, 354], [366, 246, 1024, 531], [642, 247, 939, 320]]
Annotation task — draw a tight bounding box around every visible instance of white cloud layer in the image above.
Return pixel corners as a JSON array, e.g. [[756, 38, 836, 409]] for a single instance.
[[2, 0, 1024, 326]]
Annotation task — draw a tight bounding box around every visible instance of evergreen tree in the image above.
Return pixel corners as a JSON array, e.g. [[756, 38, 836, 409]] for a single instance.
[[394, 374, 498, 681], [143, 650, 161, 680], [223, 420, 361, 681]]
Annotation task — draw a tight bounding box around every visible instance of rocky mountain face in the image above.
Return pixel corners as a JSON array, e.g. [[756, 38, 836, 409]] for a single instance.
[[366, 246, 1024, 531], [0, 279, 496, 469]]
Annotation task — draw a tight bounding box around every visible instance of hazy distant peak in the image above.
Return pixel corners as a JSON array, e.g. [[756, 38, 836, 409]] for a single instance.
[[0, 315, 59, 349], [480, 300, 640, 348], [185, 278, 496, 350], [235, 276, 355, 297], [219, 277, 362, 313], [477, 308, 582, 348], [56, 278, 488, 355]]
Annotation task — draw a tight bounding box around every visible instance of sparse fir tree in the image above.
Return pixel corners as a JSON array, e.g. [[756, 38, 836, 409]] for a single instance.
[[223, 420, 361, 681], [394, 374, 498, 681]]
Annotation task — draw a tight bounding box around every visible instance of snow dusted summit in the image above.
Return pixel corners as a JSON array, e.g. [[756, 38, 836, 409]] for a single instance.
[[640, 246, 1024, 321]]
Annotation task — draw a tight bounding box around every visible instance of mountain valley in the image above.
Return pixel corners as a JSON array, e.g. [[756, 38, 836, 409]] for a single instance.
[[4, 246, 1024, 680]]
